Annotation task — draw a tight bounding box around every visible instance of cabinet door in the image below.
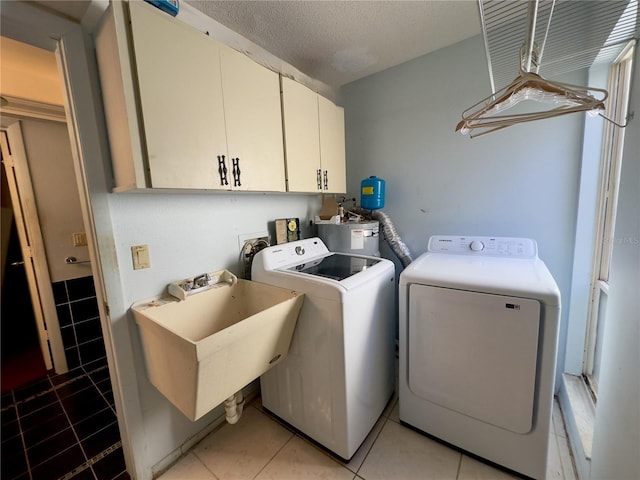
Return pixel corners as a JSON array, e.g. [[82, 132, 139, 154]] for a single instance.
[[220, 46, 286, 192], [281, 77, 321, 193], [129, 1, 228, 189], [318, 96, 346, 194]]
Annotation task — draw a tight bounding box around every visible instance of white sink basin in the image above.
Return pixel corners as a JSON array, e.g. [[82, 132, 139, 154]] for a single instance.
[[132, 278, 304, 421]]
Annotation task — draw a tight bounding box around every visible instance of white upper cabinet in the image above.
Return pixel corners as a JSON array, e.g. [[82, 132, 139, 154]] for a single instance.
[[281, 77, 322, 192], [281, 77, 346, 194], [219, 45, 285, 192], [318, 95, 346, 194], [95, 1, 285, 192], [128, 0, 227, 190]]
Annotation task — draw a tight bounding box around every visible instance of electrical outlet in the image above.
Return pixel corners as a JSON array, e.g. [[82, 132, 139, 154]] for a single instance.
[[72, 232, 88, 247]]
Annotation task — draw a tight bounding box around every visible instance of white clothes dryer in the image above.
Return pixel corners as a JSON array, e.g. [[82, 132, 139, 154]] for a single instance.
[[252, 238, 396, 460], [399, 235, 560, 479]]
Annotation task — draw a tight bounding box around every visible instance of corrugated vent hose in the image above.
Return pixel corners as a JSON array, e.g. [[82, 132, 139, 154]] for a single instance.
[[352, 208, 413, 268]]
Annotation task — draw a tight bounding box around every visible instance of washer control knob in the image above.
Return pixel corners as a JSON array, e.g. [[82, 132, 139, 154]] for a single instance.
[[470, 240, 484, 252]]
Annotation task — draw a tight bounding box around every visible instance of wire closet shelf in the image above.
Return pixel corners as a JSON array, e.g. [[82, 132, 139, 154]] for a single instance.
[[457, 0, 638, 138]]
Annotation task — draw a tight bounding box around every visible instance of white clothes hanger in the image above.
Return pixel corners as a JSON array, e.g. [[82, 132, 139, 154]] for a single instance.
[[456, 68, 608, 138], [457, 0, 610, 138]]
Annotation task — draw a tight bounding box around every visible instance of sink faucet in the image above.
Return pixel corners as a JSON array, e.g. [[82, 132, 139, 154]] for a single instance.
[[193, 273, 211, 289]]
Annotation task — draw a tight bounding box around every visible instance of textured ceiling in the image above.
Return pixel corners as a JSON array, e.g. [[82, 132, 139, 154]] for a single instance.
[[16, 1, 638, 93], [185, 1, 482, 88]]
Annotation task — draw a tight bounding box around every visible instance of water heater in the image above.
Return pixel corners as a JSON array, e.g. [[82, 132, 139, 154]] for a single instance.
[[317, 221, 380, 257]]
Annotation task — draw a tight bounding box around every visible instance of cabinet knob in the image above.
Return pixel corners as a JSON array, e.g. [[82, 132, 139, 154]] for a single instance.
[[316, 169, 322, 190], [323, 170, 328, 190]]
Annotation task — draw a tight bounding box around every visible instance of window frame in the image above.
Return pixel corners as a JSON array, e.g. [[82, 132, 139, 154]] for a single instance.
[[584, 43, 635, 397]]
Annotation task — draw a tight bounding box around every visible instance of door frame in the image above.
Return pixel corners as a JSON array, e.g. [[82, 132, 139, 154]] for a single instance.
[[1, 120, 68, 373]]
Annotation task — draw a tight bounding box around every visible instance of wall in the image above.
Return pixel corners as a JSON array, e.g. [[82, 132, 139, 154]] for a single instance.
[[590, 47, 640, 479], [341, 34, 585, 386]]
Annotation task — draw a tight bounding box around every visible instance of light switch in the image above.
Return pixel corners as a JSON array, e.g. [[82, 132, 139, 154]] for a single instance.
[[131, 245, 151, 270], [72, 232, 88, 247]]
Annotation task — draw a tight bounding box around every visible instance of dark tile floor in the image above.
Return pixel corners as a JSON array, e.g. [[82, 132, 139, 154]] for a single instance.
[[1, 363, 129, 480]]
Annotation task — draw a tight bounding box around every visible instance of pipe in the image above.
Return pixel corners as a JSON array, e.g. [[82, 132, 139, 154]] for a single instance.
[[524, 0, 539, 72], [224, 390, 244, 424], [352, 208, 413, 268]]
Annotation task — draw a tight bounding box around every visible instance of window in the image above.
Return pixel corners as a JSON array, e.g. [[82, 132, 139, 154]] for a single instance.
[[584, 43, 634, 398]]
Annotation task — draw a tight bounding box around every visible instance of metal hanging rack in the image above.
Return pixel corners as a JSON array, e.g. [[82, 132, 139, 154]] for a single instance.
[[457, 0, 638, 137]]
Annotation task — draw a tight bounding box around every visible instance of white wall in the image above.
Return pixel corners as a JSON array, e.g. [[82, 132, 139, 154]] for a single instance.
[[340, 34, 586, 385], [590, 48, 640, 479]]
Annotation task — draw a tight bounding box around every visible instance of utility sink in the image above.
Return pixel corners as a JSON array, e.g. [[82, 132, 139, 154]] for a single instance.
[[131, 272, 304, 421]]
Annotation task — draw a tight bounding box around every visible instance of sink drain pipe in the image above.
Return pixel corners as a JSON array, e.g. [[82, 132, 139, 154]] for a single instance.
[[224, 390, 245, 424]]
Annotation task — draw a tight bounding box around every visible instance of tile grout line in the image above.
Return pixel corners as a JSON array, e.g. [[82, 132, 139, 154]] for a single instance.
[[11, 388, 34, 480], [249, 404, 296, 480], [15, 367, 95, 405], [57, 441, 124, 480], [189, 449, 222, 480], [352, 412, 391, 478], [454, 447, 464, 480], [4, 362, 116, 480], [50, 371, 97, 480], [82, 365, 117, 416]]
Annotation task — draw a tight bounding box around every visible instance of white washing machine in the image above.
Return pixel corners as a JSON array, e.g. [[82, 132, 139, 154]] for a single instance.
[[252, 237, 395, 460], [399, 235, 560, 479]]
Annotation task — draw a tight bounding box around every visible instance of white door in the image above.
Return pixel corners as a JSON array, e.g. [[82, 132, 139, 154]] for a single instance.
[[408, 284, 540, 434], [1, 127, 67, 372]]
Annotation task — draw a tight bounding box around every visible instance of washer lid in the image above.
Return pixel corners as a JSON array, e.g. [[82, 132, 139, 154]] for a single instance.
[[286, 253, 382, 281]]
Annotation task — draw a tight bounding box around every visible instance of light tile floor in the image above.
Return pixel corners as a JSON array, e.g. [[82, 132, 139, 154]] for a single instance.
[[158, 394, 576, 480]]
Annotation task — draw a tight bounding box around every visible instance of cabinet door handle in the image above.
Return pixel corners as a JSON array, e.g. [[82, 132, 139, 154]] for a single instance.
[[323, 170, 328, 190], [317, 169, 322, 190], [218, 156, 228, 186], [232, 157, 241, 186]]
